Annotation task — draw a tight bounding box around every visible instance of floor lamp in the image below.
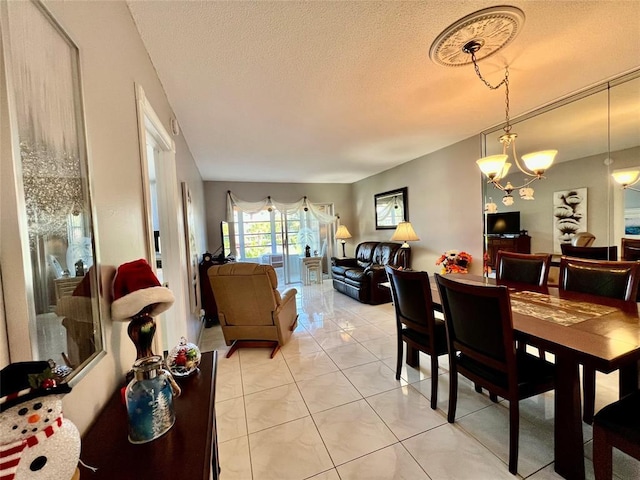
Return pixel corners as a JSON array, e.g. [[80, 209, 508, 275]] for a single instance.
[[390, 221, 420, 269], [335, 225, 352, 258]]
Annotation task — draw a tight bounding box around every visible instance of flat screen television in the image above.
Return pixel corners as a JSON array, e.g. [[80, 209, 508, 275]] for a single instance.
[[487, 212, 521, 236]]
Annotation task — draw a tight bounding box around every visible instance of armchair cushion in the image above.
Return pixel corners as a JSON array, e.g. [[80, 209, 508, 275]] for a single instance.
[[208, 262, 298, 357]]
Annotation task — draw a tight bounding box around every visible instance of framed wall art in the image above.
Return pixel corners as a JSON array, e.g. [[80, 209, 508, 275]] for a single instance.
[[553, 188, 588, 253], [374, 187, 408, 229], [182, 182, 200, 314]]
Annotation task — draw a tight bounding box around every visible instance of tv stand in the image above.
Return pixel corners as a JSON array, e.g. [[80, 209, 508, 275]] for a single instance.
[[486, 234, 531, 268]]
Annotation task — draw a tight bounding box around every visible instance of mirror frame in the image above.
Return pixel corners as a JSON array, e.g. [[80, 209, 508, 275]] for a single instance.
[[481, 69, 640, 270], [374, 187, 408, 230], [1, 0, 104, 382]]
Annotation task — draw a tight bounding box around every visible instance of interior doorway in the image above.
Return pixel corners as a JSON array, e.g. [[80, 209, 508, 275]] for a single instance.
[[135, 84, 187, 354]]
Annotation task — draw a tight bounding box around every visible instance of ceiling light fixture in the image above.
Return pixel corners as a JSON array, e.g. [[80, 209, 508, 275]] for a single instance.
[[612, 168, 640, 192], [430, 6, 557, 207]]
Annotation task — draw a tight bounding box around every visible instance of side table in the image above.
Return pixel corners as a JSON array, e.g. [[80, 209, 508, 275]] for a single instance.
[[80, 351, 219, 479]]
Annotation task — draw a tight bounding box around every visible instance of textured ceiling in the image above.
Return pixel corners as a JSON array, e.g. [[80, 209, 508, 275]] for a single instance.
[[126, 1, 640, 183]]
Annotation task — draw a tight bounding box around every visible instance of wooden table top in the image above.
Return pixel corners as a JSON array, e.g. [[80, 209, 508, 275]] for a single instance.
[[81, 351, 219, 480], [430, 274, 640, 373]]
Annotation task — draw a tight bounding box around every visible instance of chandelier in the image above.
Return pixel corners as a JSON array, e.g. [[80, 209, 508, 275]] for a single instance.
[[612, 169, 640, 192], [429, 6, 557, 206]]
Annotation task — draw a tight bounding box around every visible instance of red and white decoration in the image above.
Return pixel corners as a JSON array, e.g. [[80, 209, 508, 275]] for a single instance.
[[0, 362, 80, 480]]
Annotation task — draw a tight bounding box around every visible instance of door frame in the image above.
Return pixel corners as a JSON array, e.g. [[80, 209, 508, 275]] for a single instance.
[[135, 84, 186, 354]]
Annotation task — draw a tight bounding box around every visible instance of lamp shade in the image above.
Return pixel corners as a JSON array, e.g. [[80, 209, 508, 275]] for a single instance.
[[391, 221, 420, 245], [521, 150, 557, 174], [612, 169, 640, 187], [476, 154, 508, 178], [335, 225, 352, 240]]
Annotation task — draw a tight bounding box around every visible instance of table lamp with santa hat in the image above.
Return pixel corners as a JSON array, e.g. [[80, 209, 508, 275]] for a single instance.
[[111, 259, 175, 362]]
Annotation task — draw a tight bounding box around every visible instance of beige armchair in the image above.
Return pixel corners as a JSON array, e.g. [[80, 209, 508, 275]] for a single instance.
[[208, 262, 298, 358]]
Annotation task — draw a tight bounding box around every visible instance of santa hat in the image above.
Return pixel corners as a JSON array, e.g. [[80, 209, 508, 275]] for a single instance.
[[0, 361, 71, 413], [111, 259, 174, 321]]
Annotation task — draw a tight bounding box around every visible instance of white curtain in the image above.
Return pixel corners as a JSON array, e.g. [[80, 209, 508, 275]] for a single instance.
[[226, 191, 337, 224], [376, 199, 396, 221]]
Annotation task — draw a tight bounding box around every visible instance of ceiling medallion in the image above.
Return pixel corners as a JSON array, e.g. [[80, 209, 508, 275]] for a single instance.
[[429, 6, 525, 67]]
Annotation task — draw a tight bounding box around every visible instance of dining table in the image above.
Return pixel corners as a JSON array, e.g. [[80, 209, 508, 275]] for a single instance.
[[428, 274, 640, 480]]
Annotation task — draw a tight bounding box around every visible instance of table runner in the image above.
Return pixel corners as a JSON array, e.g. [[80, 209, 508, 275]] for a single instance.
[[509, 290, 618, 326]]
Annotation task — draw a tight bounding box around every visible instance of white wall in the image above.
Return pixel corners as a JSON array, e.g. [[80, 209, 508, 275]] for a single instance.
[[353, 136, 486, 275], [1, 1, 206, 433]]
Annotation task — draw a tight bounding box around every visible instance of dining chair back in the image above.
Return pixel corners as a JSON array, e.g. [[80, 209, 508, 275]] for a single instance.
[[592, 390, 640, 480], [385, 266, 448, 409], [435, 274, 555, 475], [621, 237, 640, 261], [558, 256, 640, 301], [558, 256, 640, 424], [560, 244, 618, 261], [494, 251, 551, 287]]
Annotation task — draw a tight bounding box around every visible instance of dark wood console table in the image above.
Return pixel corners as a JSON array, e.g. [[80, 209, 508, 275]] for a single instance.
[[81, 351, 219, 479], [486, 235, 531, 268]]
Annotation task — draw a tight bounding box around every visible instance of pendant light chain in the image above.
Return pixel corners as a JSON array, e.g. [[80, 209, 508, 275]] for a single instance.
[[470, 51, 511, 134], [503, 69, 511, 134]]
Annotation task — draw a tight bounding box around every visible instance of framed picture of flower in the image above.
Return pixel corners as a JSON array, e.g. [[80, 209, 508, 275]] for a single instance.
[[553, 188, 587, 253]]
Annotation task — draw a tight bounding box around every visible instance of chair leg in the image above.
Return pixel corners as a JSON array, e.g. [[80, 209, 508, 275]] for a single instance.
[[490, 393, 499, 403], [225, 340, 242, 358], [406, 345, 419, 368], [396, 337, 403, 381], [592, 424, 613, 480], [475, 383, 482, 393], [270, 344, 281, 358], [448, 368, 458, 423], [225, 340, 280, 359], [430, 355, 438, 410], [508, 400, 519, 475], [583, 366, 596, 424]]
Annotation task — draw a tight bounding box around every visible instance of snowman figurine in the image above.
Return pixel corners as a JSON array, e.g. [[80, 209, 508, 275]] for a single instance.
[[0, 361, 80, 480]]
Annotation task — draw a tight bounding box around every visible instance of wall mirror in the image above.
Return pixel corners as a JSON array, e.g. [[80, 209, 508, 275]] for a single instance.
[[375, 187, 408, 229], [1, 0, 104, 380], [482, 69, 640, 264]]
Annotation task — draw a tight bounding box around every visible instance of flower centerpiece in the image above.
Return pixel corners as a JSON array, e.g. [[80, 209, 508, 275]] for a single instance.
[[436, 250, 473, 274]]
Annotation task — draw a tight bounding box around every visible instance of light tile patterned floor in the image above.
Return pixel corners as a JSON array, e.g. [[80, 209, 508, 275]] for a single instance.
[[200, 280, 640, 480]]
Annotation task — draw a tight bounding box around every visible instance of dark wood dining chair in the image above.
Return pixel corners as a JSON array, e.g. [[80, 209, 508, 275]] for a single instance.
[[559, 256, 640, 424], [560, 244, 618, 261], [621, 237, 640, 302], [495, 251, 551, 287], [495, 251, 552, 361], [385, 266, 448, 409], [434, 273, 556, 475], [592, 390, 640, 480], [621, 237, 640, 261]]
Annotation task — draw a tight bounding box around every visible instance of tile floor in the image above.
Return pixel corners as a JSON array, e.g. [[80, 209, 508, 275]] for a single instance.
[[199, 280, 640, 480]]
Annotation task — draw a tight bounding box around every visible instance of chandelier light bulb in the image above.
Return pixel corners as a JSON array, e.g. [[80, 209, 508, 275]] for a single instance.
[[477, 154, 508, 178], [521, 150, 558, 175], [612, 169, 640, 187]]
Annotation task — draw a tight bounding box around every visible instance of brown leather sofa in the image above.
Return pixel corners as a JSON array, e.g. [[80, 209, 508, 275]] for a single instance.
[[331, 241, 409, 304]]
